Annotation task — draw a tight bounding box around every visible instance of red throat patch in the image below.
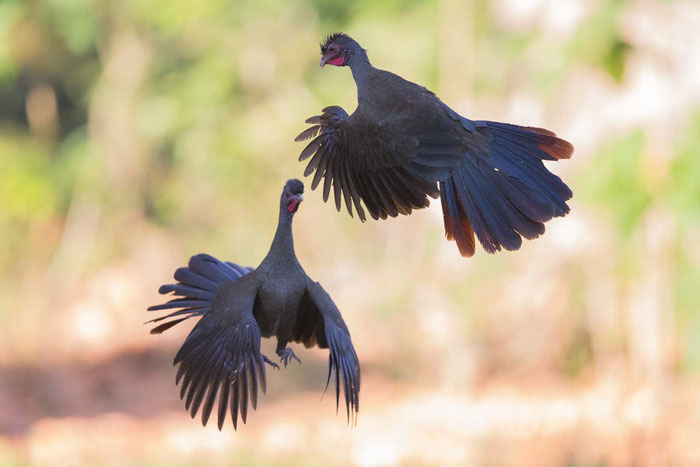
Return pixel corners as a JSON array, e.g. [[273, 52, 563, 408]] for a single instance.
[[327, 56, 345, 66], [287, 200, 300, 213]]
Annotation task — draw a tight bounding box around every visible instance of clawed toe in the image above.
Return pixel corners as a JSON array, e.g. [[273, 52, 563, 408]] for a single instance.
[[263, 354, 280, 370], [279, 348, 302, 368]]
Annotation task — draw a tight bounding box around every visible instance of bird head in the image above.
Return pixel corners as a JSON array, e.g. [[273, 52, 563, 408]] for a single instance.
[[320, 33, 365, 67], [282, 178, 304, 214]]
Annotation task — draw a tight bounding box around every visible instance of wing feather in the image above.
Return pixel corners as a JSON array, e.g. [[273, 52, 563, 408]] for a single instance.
[[296, 93, 573, 257], [147, 254, 266, 430], [295, 106, 436, 222], [291, 278, 360, 425]]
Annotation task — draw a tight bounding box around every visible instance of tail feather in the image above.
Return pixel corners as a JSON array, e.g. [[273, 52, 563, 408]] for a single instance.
[[445, 169, 497, 253], [149, 317, 196, 335], [491, 138, 571, 214], [486, 123, 573, 199], [439, 179, 476, 257], [440, 122, 573, 257], [483, 121, 574, 161], [147, 254, 253, 334], [454, 167, 516, 253], [158, 284, 215, 301], [467, 159, 544, 243], [188, 254, 242, 284], [173, 267, 218, 292], [476, 153, 552, 230]]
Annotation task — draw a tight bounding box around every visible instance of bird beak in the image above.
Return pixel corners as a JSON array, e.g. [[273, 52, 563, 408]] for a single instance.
[[320, 56, 329, 67]]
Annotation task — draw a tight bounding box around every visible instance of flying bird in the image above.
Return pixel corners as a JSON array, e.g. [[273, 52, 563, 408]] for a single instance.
[[147, 179, 360, 429], [296, 33, 574, 257]]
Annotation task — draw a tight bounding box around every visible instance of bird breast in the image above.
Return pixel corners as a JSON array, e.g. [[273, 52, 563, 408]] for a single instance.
[[255, 281, 305, 337]]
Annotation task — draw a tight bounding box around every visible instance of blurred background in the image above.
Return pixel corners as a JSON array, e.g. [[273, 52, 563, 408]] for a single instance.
[[1, 0, 699, 465]]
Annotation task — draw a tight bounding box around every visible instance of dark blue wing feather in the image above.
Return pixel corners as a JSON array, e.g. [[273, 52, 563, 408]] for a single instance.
[[147, 254, 264, 430]]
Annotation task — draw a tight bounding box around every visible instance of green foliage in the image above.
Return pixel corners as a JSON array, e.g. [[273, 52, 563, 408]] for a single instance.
[[0, 0, 22, 88], [667, 113, 700, 369], [561, 327, 594, 378], [668, 112, 700, 224], [43, 0, 99, 54], [309, 0, 354, 26], [568, 0, 632, 81], [578, 129, 650, 237]]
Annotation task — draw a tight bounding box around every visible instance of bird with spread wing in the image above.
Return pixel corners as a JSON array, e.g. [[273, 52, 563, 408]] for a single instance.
[[297, 33, 574, 258], [147, 179, 360, 429]]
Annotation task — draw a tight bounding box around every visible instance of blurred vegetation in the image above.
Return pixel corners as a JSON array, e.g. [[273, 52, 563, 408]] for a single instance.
[[1, 0, 699, 464]]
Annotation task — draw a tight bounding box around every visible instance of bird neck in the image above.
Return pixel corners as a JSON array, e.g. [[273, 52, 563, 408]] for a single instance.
[[348, 50, 373, 91], [268, 211, 296, 260]]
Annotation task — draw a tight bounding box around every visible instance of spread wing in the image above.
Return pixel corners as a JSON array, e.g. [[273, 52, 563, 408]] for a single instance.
[[295, 106, 443, 221], [297, 99, 573, 257], [147, 254, 265, 430], [292, 277, 360, 425]]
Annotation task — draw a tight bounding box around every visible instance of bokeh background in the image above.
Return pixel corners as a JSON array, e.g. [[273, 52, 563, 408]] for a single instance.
[[1, 0, 699, 465]]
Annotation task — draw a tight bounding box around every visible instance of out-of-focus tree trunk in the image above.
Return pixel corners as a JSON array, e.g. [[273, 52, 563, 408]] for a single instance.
[[89, 27, 151, 204]]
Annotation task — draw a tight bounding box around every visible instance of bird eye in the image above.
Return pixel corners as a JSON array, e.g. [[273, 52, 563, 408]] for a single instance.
[[329, 45, 336, 53]]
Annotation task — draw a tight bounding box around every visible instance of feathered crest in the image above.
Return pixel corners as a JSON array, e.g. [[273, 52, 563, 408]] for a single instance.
[[284, 178, 304, 195], [320, 32, 347, 54]]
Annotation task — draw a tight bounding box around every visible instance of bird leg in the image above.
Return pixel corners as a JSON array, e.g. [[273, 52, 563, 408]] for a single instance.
[[278, 347, 301, 368], [262, 354, 280, 370]]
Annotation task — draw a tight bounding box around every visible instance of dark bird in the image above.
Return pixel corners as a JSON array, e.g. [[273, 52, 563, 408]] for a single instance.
[[296, 33, 574, 257], [147, 179, 360, 429]]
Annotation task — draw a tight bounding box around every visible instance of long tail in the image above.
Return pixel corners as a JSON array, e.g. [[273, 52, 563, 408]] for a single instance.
[[440, 121, 573, 257], [146, 254, 253, 334]]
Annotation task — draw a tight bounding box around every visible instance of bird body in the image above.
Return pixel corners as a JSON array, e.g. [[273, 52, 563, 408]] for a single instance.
[[298, 33, 574, 257], [254, 212, 306, 341], [148, 179, 360, 430]]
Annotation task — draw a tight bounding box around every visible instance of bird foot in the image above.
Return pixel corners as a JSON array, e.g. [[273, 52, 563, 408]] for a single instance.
[[262, 354, 280, 370], [279, 348, 301, 368]]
